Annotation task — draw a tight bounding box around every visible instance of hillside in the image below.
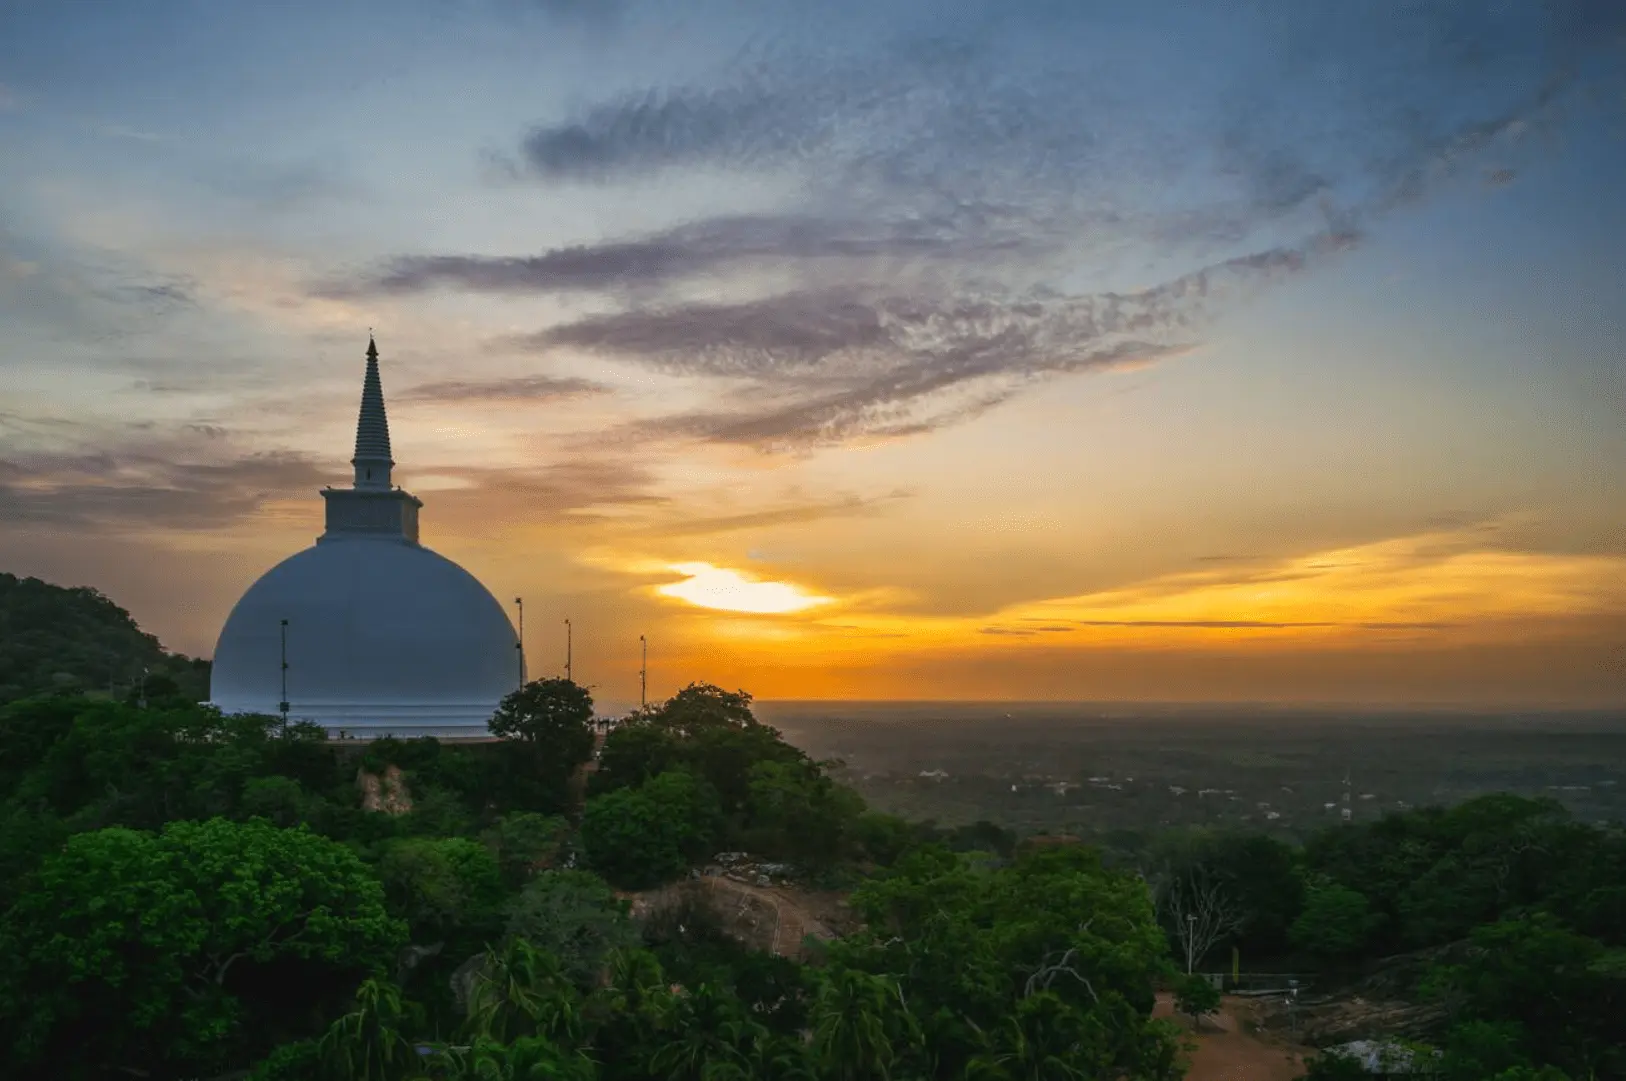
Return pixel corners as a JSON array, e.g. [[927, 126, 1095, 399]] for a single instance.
[[0, 572, 210, 705]]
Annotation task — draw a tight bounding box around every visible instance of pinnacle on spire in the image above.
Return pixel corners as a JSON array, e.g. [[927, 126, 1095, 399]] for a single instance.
[[351, 335, 395, 490]]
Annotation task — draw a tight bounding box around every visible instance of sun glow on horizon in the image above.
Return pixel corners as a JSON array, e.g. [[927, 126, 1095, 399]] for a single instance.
[[657, 562, 834, 614]]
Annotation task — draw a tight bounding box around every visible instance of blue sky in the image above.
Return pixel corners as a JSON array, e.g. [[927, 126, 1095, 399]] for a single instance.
[[1, 0, 1623, 705]]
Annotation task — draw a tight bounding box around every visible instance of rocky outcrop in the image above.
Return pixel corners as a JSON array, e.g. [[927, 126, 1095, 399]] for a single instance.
[[357, 763, 413, 814]]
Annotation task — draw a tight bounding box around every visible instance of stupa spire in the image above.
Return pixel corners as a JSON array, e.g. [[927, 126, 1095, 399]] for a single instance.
[[352, 334, 394, 490]]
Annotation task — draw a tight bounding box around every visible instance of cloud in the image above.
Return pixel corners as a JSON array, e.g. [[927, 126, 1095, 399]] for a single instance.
[[532, 234, 1343, 448], [0, 448, 327, 530], [657, 561, 833, 614], [330, 1, 1623, 455], [395, 375, 610, 403], [336, 211, 1043, 298], [654, 490, 912, 538]]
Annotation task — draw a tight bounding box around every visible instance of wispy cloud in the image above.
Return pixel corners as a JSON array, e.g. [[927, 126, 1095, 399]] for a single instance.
[[395, 374, 610, 403], [534, 235, 1342, 448], [0, 446, 326, 530], [329, 1, 1624, 456], [334, 211, 1043, 298], [651, 490, 912, 538]]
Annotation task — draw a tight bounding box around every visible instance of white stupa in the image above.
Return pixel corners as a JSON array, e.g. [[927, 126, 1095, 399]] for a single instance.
[[209, 337, 520, 738]]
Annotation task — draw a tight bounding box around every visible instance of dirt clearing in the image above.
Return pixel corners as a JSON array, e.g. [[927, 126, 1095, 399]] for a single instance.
[[1154, 993, 1310, 1081]]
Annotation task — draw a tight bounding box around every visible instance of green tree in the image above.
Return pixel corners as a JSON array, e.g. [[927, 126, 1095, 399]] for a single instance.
[[835, 844, 1179, 1081], [653, 682, 758, 736], [464, 938, 583, 1048], [1303, 1049, 1369, 1080], [377, 837, 506, 942], [0, 572, 209, 707], [490, 678, 596, 749], [1426, 914, 1621, 1077], [649, 983, 772, 1081], [1174, 974, 1222, 1032], [482, 810, 570, 887], [591, 720, 682, 795], [586, 948, 681, 1081], [0, 817, 404, 1079], [745, 758, 864, 869], [581, 771, 720, 889], [504, 870, 640, 990], [318, 977, 418, 1081], [811, 967, 918, 1081], [1290, 884, 1379, 961]]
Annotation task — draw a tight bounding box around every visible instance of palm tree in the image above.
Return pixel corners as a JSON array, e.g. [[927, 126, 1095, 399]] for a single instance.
[[465, 938, 583, 1048], [811, 968, 919, 1081], [319, 977, 419, 1081], [964, 993, 1099, 1081], [649, 983, 770, 1081]]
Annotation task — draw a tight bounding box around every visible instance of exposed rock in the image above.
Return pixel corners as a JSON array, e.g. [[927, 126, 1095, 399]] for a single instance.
[[358, 763, 413, 814], [450, 951, 488, 1015]]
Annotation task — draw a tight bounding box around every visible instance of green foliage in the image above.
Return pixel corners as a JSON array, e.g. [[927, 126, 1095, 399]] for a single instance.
[[1303, 1049, 1370, 1080], [378, 836, 506, 940], [482, 810, 570, 887], [0, 817, 405, 1079], [503, 870, 640, 990], [0, 572, 210, 706], [1290, 884, 1379, 961], [6, 632, 1622, 1081], [462, 939, 568, 1040], [488, 678, 595, 761], [746, 758, 866, 868], [811, 966, 919, 1081], [1425, 913, 1625, 1078], [832, 843, 1180, 1080], [318, 976, 419, 1081], [580, 774, 702, 888], [655, 682, 758, 736], [589, 684, 863, 877], [1174, 974, 1221, 1029], [247, 1037, 325, 1081]]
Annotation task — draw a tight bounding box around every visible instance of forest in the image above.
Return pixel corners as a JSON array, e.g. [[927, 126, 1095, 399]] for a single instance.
[[0, 579, 1622, 1080]]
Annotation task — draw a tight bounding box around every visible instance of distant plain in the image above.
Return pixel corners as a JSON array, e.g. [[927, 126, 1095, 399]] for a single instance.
[[756, 702, 1626, 840]]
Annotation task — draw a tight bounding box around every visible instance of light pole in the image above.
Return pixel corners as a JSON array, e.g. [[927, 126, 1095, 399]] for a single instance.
[[514, 597, 526, 688], [639, 634, 647, 710], [564, 618, 572, 683], [279, 619, 290, 729], [1186, 913, 1197, 974]]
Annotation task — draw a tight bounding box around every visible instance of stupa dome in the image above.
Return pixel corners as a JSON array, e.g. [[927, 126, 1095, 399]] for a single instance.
[[209, 337, 518, 737]]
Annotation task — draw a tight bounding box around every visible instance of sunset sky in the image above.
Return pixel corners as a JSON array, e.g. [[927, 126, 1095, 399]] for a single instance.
[[2, 0, 1623, 709]]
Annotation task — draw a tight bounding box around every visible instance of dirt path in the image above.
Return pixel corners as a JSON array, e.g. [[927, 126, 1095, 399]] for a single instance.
[[696, 876, 838, 955], [1154, 993, 1309, 1081]]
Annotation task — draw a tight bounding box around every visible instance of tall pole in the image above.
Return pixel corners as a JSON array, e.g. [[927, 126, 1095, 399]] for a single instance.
[[564, 619, 572, 683], [514, 597, 526, 687], [1186, 913, 1196, 974], [639, 634, 647, 709], [279, 619, 290, 728]]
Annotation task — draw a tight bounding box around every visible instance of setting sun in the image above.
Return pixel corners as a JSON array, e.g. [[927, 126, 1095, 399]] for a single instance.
[[657, 563, 834, 615]]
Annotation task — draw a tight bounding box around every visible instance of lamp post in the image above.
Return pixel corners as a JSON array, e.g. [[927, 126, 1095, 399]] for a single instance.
[[564, 618, 572, 683], [279, 619, 290, 729], [639, 634, 647, 710], [514, 597, 526, 688]]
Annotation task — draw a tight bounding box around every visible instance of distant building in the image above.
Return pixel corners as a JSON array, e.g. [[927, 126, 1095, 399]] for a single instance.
[[209, 338, 519, 738]]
